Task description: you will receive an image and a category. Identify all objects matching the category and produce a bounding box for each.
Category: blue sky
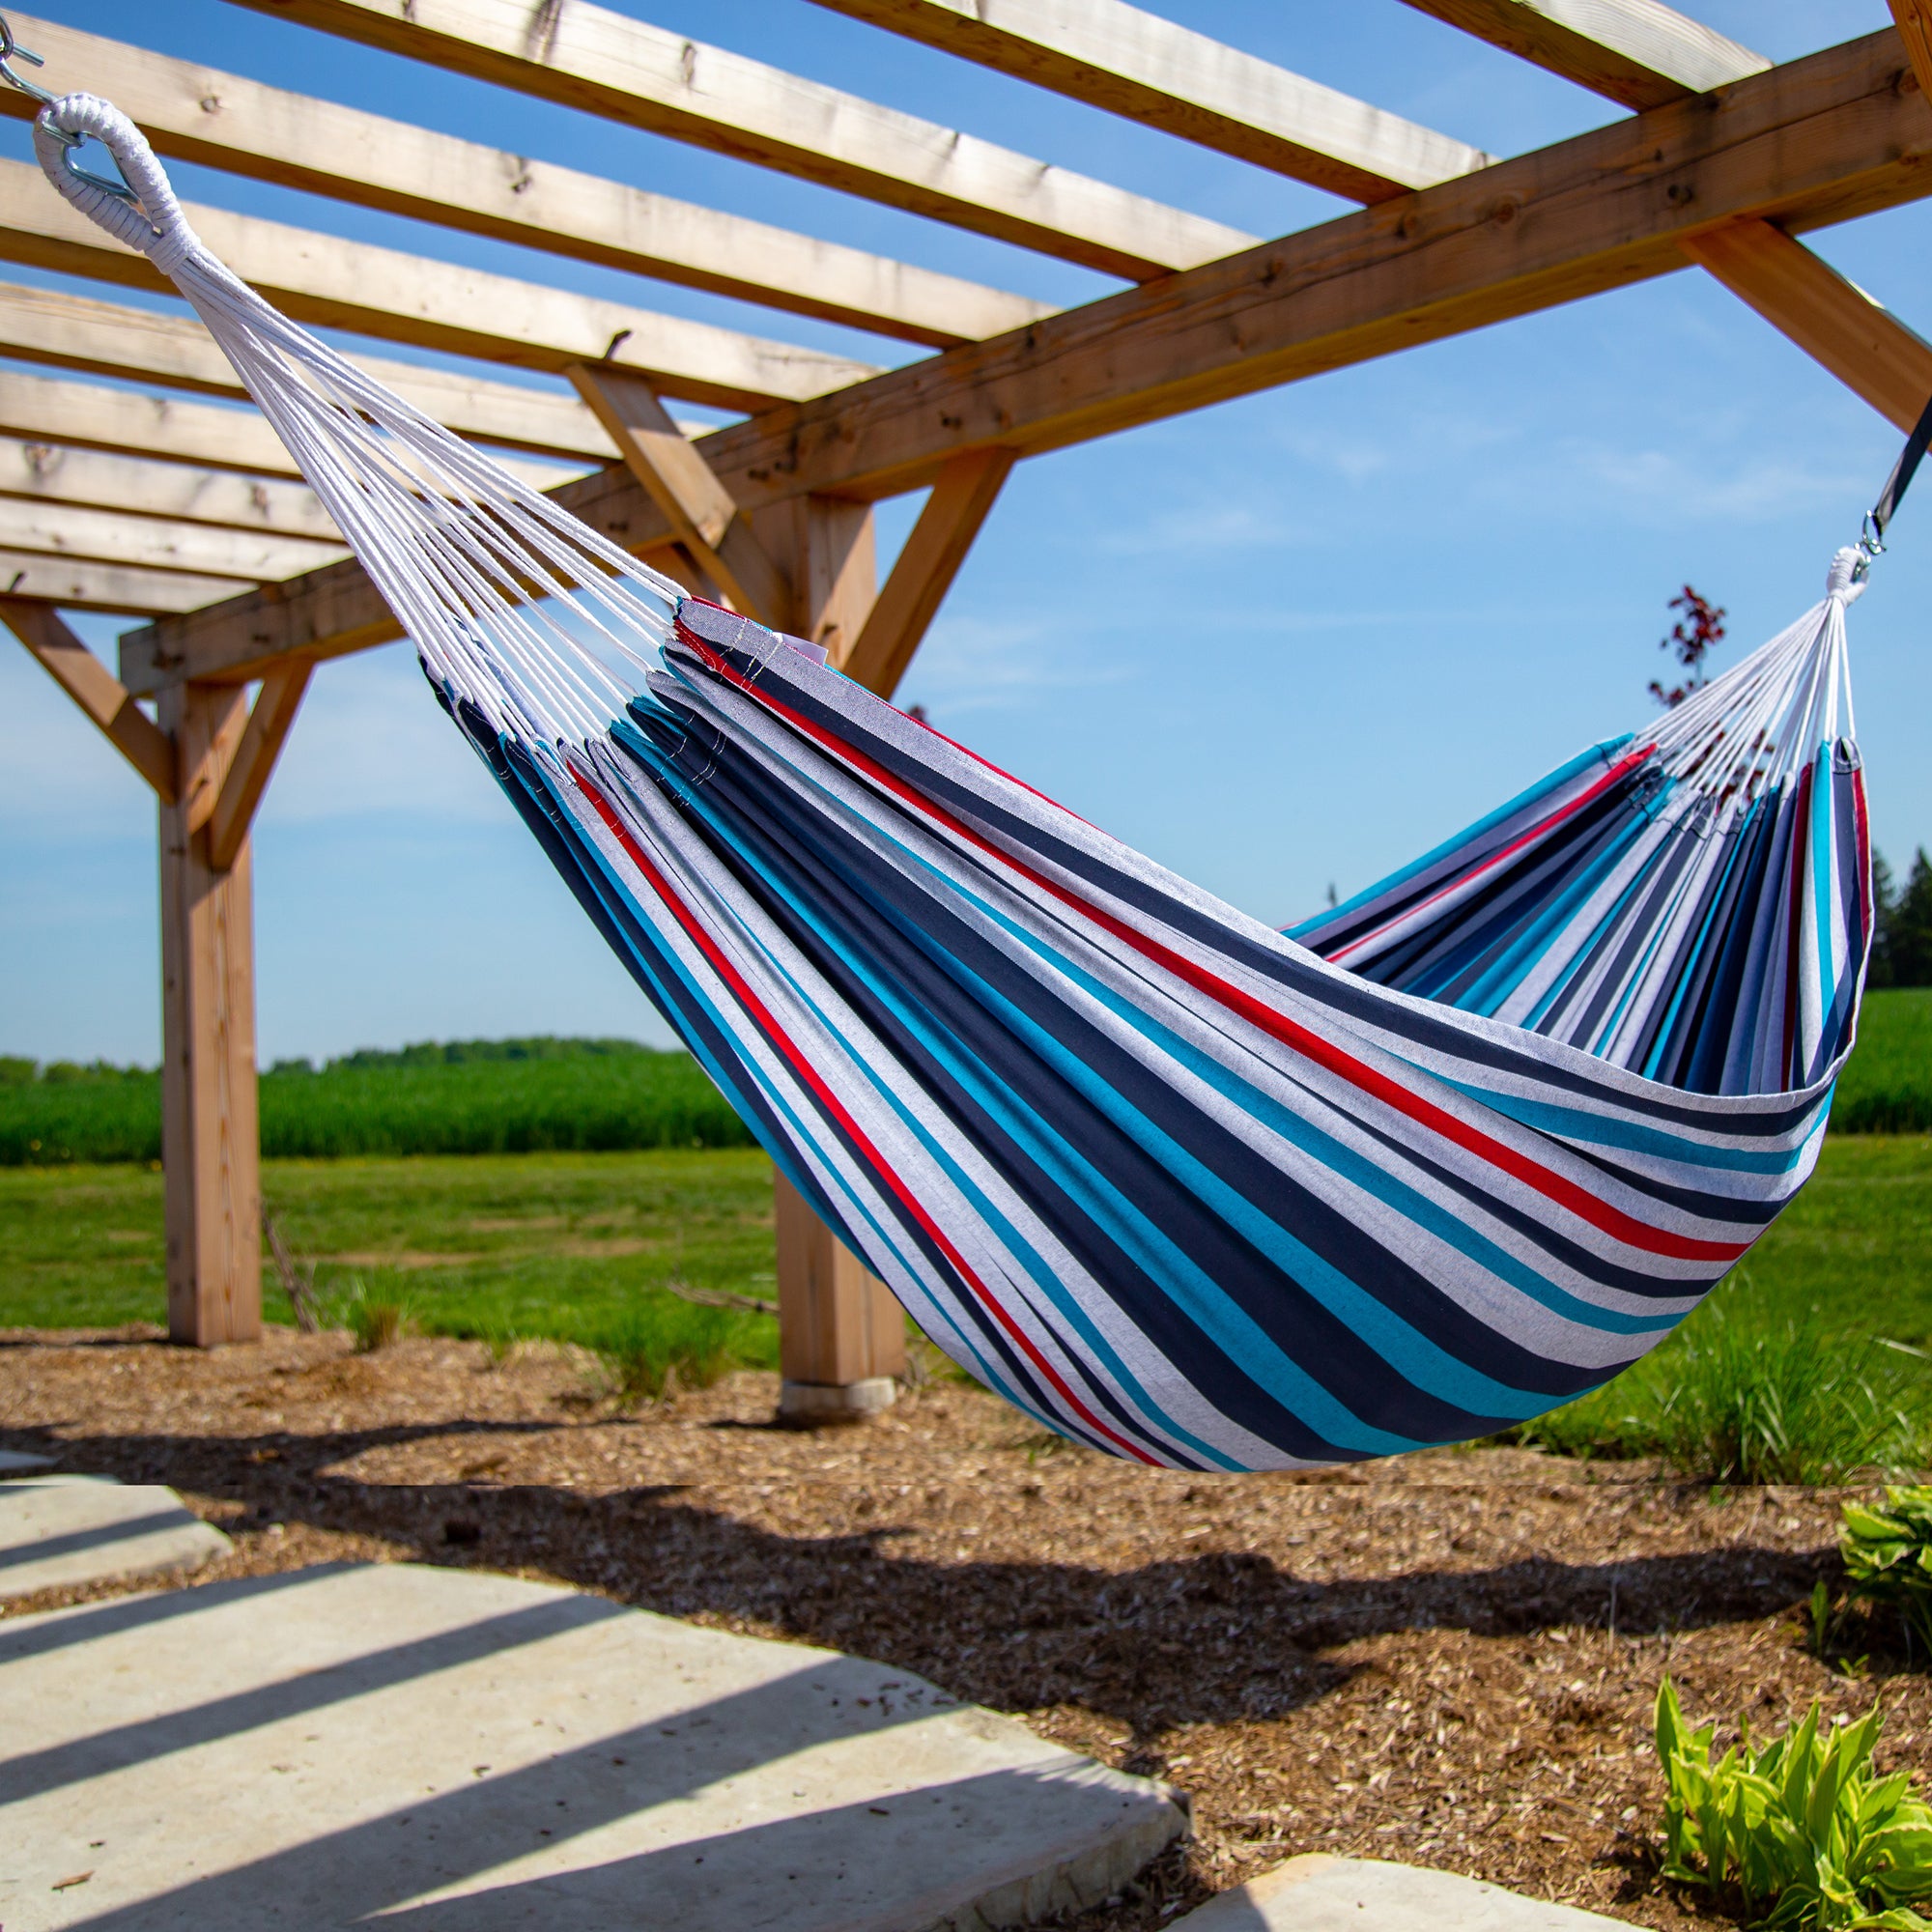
[3,0,1928,1065]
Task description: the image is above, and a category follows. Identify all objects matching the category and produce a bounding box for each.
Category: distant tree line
[1872,849,1932,988]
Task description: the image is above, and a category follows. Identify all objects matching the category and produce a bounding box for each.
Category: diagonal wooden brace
[841,447,1012,696]
[568,361,794,630]
[1893,1,1932,105]
[1682,217,1932,433]
[205,664,312,872]
[1,597,178,801]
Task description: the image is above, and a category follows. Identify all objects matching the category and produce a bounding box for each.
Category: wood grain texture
[0,159,878,413]
[0,12,1046,352]
[223,0,1254,279]
[0,279,615,465]
[127,31,1932,690]
[0,551,238,615]
[1891,0,1932,106]
[0,497,345,582]
[1396,0,1767,110]
[570,363,793,631]
[158,680,262,1348]
[1683,216,1932,432]
[0,437,338,541]
[0,598,176,799]
[207,666,310,872]
[809,0,1493,200]
[843,447,1014,696]
[774,1175,908,1391]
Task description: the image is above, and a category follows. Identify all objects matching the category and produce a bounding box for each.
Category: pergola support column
[158,680,263,1347]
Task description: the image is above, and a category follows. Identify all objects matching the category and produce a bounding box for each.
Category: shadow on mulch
[0,1417,1833,1740]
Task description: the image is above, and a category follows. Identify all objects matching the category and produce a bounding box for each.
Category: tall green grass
[0,1037,752,1165]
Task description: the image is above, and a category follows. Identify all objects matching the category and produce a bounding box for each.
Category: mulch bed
[3,1324,1925,1929]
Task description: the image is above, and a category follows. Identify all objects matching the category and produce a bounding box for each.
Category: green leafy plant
[1654,1675,1932,1927]
[591,1297,738,1406]
[1843,1488,1932,1658]
[340,1282,410,1353]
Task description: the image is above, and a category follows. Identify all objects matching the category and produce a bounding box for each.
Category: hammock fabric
[38,99,1874,1470]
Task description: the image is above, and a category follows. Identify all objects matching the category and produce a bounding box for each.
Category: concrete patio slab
[0,1560,1186,1931]
[1176,1855,1627,1930]
[0,1478,231,1601]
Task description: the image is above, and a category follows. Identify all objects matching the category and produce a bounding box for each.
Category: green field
[0,1148,780,1369]
[1835,987,1932,1133]
[0,1037,752,1166]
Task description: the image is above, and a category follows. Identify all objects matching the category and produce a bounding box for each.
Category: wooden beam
[0,280,614,466]
[0,597,176,799]
[809,0,1494,202]
[1683,217,1932,433]
[569,364,792,631]
[0,552,239,615]
[0,160,881,414]
[126,31,1932,692]
[0,365,580,495]
[0,498,345,582]
[206,665,311,871]
[159,679,262,1347]
[0,436,339,541]
[1892,1,1932,104]
[224,0,1255,280]
[842,448,1013,696]
[0,13,1048,354]
[1396,0,1768,111]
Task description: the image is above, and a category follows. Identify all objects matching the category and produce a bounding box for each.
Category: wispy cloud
[895,612,1139,718]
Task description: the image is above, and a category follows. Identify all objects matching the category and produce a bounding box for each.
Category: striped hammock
[42,98,1875,1469]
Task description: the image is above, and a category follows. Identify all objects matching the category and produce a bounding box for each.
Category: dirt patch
[0,1325,1918,1931]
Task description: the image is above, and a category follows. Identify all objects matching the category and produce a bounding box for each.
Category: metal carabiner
[0,13,141,204]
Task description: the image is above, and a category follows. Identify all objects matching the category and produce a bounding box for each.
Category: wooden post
[157,680,263,1347]
[760,494,909,1420]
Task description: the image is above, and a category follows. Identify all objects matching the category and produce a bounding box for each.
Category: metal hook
[0,12,56,107]
[0,14,140,205]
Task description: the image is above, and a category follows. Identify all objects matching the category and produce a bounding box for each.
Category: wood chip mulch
[4,1324,1927,1930]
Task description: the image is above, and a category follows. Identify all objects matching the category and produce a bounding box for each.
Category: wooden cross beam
[809,0,1495,201]
[0,159,879,414]
[0,280,616,467]
[0,12,1049,353]
[1396,0,1768,110]
[226,0,1255,279]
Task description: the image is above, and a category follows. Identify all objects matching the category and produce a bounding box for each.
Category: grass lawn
[0,1148,780,1369]
[3,1134,1929,1350]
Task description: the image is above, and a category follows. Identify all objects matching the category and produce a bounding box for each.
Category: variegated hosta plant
[1842,1489,1932,1657]
[1654,1677,1932,1929]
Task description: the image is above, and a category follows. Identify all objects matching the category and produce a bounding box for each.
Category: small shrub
[1843,1488,1932,1657]
[591,1297,738,1406]
[1654,1675,1932,1928]
[1513,1295,1926,1484]
[344,1288,409,1353]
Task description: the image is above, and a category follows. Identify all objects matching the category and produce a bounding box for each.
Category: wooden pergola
[12,0,1932,1413]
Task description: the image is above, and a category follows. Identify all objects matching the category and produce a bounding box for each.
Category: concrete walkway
[0,1559,1185,1931]
[1175,1855,1629,1929]
[0,1477,231,1601]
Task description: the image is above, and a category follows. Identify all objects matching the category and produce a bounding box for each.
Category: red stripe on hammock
[566,759,1162,1464]
[680,638,1750,1268]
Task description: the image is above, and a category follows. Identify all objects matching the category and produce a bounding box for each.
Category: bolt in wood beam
[0,597,176,800]
[842,448,1014,696]
[568,363,793,632]
[1682,216,1932,432]
[206,665,312,873]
